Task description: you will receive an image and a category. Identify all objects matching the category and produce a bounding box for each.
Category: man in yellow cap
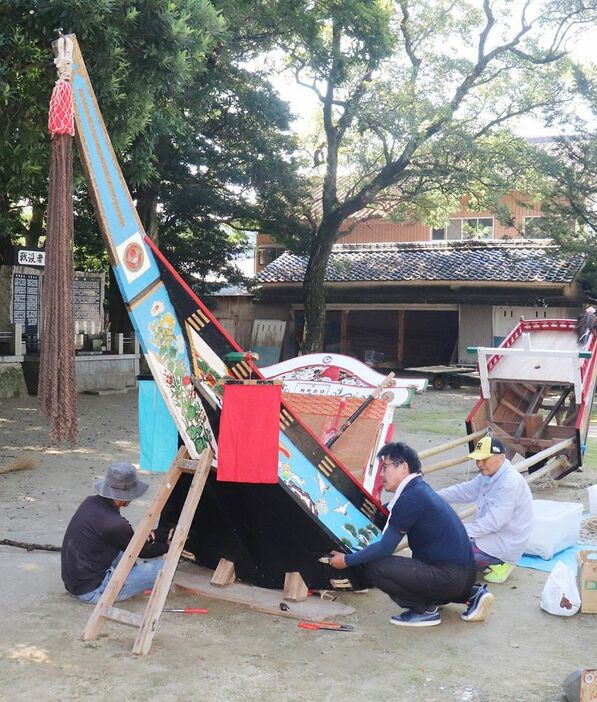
[437,435,533,583]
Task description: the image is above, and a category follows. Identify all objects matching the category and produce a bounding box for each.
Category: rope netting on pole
[39,34,78,444]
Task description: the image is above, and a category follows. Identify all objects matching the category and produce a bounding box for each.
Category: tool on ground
[162,608,208,614]
[325,373,395,448]
[298,620,354,631]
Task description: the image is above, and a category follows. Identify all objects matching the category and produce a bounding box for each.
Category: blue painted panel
[72,66,160,301]
[278,433,381,552]
[138,379,178,472]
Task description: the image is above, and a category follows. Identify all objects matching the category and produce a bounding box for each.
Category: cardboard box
[578,550,597,614]
[580,669,597,702]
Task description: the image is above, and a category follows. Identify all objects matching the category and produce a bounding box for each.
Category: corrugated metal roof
[256,239,584,285]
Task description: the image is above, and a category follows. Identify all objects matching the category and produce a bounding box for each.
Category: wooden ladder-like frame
[81,446,213,655]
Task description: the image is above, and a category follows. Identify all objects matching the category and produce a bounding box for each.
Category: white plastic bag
[540,561,581,616]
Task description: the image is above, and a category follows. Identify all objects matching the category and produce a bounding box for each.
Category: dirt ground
[1,387,596,702]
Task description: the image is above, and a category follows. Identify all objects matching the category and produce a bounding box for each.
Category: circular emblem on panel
[123,242,144,272]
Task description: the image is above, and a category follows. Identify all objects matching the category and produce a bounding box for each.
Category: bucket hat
[94,462,149,500]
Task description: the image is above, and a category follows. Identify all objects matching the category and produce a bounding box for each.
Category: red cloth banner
[217,384,281,483]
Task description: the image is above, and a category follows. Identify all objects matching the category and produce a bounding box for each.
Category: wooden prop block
[175,564,355,621]
[283,572,309,602]
[210,558,236,587]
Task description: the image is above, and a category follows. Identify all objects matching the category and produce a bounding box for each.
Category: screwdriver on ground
[162,608,208,614]
[298,620,353,631]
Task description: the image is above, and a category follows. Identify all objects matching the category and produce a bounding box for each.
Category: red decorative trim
[485,319,577,372]
[144,235,245,355]
[144,235,387,515]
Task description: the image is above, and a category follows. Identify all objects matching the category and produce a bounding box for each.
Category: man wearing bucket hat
[61,462,169,604]
[437,435,533,584]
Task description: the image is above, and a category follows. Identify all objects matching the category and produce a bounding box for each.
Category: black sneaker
[461,584,494,622]
[390,607,441,627]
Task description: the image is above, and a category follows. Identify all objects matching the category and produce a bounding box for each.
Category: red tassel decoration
[39,35,78,444]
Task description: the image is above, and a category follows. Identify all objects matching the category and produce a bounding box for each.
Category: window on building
[523,216,548,238]
[430,217,494,240]
[257,246,285,267]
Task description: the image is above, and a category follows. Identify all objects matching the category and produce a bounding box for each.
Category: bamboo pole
[418,428,488,460]
[422,453,470,474]
[395,437,574,551]
[456,453,571,522]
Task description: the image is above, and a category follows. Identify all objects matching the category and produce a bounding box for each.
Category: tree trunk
[25,202,45,249]
[136,183,160,244]
[301,227,337,353]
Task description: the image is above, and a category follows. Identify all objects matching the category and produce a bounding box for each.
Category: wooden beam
[132,449,212,656]
[397,310,405,368]
[532,387,572,439]
[102,607,143,629]
[340,310,348,355]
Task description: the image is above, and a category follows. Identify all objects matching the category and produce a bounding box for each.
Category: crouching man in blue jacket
[329,442,493,627]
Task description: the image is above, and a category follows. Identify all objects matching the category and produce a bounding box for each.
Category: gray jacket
[437,459,533,563]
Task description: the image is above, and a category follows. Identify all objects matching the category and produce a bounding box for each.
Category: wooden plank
[524,414,544,438]
[174,564,355,621]
[499,398,525,417]
[102,607,143,629]
[81,447,187,642]
[132,449,213,656]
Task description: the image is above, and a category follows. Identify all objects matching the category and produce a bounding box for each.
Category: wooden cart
[405,364,478,390]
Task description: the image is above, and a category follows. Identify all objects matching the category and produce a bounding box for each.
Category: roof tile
[256,239,584,285]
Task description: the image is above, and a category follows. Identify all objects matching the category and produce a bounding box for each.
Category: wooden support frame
[81,446,213,655]
[532,387,572,440]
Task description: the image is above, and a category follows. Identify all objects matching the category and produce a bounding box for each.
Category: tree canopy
[261,0,597,351]
[0,0,306,298]
[2,0,596,345]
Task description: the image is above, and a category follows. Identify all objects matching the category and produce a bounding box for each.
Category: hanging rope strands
[39,33,78,444]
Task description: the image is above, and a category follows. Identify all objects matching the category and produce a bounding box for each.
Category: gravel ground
[0,388,596,702]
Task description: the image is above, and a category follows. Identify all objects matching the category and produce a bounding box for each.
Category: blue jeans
[77,552,164,604]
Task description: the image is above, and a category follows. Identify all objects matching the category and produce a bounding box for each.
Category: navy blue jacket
[346,476,473,568]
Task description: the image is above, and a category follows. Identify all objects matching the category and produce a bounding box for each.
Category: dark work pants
[364,556,477,613]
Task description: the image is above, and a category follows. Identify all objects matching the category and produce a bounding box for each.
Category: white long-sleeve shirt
[437,459,533,563]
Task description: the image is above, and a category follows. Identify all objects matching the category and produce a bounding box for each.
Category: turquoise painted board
[138,379,178,473]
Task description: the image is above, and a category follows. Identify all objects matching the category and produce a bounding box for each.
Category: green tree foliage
[520,64,597,297]
[263,0,597,352]
[0,0,305,299]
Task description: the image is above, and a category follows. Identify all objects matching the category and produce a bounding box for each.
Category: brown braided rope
[39,133,78,444]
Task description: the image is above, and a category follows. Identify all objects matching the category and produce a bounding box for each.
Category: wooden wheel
[432,375,446,390]
[448,375,463,389]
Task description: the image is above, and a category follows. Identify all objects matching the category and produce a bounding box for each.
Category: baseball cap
[468,436,505,460]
